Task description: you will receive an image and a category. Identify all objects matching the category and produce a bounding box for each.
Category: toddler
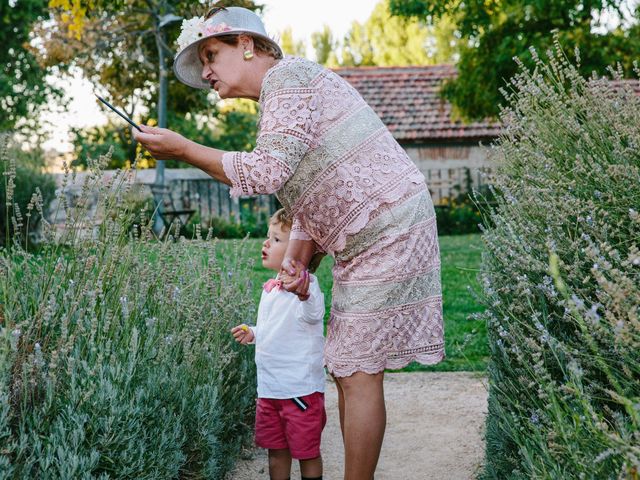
[232,209,325,480]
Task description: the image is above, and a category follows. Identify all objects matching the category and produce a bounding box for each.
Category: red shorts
[254,392,326,459]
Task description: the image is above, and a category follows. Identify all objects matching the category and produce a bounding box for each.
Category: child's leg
[335,371,386,480]
[299,455,323,479]
[268,448,292,480]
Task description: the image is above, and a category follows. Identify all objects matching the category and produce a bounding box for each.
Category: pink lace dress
[222,57,444,377]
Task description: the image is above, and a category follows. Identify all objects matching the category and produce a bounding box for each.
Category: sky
[41,0,378,153]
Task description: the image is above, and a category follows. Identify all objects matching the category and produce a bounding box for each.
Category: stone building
[336,64,502,204]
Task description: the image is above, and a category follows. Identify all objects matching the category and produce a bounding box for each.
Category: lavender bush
[0,141,256,479]
[478,44,640,479]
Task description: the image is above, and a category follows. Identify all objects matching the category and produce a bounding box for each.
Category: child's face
[262,222,290,272]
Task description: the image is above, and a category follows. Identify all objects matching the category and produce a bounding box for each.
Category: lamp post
[152,12,182,234]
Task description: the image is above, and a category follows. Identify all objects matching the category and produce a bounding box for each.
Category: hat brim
[173,31,283,90]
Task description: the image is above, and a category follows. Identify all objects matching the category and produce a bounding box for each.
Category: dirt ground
[227,371,488,480]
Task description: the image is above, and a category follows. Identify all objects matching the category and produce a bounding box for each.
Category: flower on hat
[204,22,233,36]
[176,17,235,54]
[176,16,205,52]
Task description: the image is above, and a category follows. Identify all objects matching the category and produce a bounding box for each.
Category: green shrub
[0,135,56,247]
[194,215,246,240]
[0,149,257,478]
[435,201,482,235]
[182,212,268,240]
[238,200,269,239]
[478,45,640,479]
[435,169,494,235]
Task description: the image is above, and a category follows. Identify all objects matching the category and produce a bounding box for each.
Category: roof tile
[335,65,640,142]
[334,65,501,141]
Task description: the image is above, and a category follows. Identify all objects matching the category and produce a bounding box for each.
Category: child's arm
[297,277,325,324]
[231,324,256,345]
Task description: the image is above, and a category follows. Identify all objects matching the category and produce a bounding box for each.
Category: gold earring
[243,50,254,60]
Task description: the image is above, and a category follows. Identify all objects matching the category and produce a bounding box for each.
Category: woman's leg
[333,375,346,440]
[268,448,292,480]
[335,371,386,480]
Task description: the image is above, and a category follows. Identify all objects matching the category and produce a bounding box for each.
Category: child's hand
[280,260,312,301]
[231,324,254,345]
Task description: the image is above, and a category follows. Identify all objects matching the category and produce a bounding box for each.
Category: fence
[49,166,493,232]
[168,177,279,223]
[426,166,493,205]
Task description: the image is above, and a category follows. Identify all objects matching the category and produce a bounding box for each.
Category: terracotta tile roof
[334,64,502,142]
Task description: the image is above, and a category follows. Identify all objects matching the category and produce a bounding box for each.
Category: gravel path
[227,371,488,480]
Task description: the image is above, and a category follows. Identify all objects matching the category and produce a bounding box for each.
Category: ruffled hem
[326,169,426,255]
[325,348,445,378]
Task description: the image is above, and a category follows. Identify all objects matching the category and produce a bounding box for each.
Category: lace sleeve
[291,216,312,241]
[221,89,318,197]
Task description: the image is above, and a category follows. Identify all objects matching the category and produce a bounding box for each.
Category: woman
[134,7,444,479]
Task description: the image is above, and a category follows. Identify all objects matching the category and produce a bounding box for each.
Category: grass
[225,233,487,373]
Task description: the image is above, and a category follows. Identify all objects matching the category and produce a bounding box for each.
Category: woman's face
[198,37,250,99]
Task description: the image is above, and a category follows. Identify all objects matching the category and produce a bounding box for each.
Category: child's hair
[270,208,293,231]
[269,209,325,274]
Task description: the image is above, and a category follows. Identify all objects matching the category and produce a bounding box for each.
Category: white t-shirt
[248,274,325,399]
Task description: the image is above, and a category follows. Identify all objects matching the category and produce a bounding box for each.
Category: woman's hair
[269,209,325,274]
[214,34,283,60]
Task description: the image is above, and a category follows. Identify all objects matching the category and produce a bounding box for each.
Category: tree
[311,25,340,66]
[0,0,62,132]
[358,0,452,66]
[312,0,459,68]
[340,22,374,66]
[42,2,236,117]
[390,0,640,120]
[38,0,259,169]
[280,27,306,57]
[40,1,259,130]
[45,0,260,232]
[71,121,137,169]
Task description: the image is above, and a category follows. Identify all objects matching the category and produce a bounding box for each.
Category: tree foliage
[312,0,459,68]
[40,1,251,115]
[311,26,339,66]
[280,27,306,57]
[0,0,62,132]
[70,120,139,169]
[70,101,257,170]
[390,0,640,119]
[38,0,260,167]
[345,0,458,67]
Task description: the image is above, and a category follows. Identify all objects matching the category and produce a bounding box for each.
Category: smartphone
[95,94,142,132]
[291,397,308,412]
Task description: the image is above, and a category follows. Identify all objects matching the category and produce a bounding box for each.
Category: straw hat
[173,7,282,89]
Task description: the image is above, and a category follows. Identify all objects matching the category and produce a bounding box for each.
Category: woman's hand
[231,324,254,345]
[132,125,190,160]
[280,258,311,301]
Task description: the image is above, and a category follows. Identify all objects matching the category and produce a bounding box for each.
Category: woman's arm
[282,237,315,271]
[133,125,231,185]
[135,80,317,196]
